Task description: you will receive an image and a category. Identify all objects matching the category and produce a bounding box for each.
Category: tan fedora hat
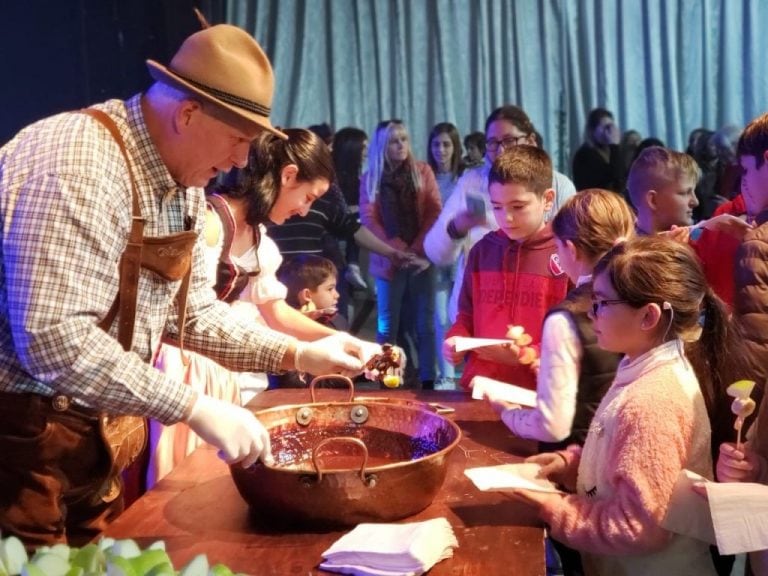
[146,24,286,139]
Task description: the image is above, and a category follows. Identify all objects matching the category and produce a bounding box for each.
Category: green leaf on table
[71,543,105,573]
[178,554,208,576]
[20,564,45,576]
[106,540,141,561]
[0,536,29,575]
[30,552,71,576]
[106,556,137,576]
[209,564,235,576]
[128,549,173,575]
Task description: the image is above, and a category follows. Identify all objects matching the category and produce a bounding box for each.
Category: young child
[278,254,345,330]
[270,254,344,389]
[627,146,748,306]
[443,146,569,391]
[490,189,634,451]
[628,146,701,235]
[509,235,743,575]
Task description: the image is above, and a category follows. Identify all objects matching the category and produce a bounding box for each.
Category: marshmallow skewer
[505,324,536,365]
[726,380,757,452]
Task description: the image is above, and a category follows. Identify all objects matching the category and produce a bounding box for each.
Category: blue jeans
[434,266,455,379]
[375,266,436,382]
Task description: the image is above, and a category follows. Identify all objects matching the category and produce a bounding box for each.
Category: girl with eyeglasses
[486,188,634,575]
[507,234,746,576]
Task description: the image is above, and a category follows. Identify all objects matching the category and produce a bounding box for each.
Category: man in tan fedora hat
[0,23,369,546]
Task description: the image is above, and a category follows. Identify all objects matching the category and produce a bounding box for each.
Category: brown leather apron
[82,108,197,500]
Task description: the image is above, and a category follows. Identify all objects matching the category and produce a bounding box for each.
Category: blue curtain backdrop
[225,0,767,174]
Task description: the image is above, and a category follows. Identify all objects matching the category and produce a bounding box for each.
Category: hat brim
[146,59,287,140]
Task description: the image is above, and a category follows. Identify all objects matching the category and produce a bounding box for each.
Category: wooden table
[101,389,545,575]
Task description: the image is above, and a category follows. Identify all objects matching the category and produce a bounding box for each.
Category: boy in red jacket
[443,146,569,391]
[628,146,749,307]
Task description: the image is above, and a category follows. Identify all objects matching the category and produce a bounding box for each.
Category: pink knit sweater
[540,340,716,575]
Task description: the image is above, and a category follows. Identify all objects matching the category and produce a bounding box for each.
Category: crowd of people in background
[263,107,766,575]
[265,106,747,392]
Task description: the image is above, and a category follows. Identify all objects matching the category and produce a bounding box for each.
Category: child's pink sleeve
[538,387,694,555]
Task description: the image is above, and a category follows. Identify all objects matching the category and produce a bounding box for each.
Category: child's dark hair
[488,145,552,196]
[737,112,768,169]
[427,122,464,180]
[463,131,486,155]
[594,235,748,433]
[332,127,368,206]
[277,255,338,308]
[209,128,334,227]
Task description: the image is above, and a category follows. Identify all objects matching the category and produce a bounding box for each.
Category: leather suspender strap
[82,108,146,351]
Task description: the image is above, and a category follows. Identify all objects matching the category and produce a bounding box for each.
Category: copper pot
[230,377,462,528]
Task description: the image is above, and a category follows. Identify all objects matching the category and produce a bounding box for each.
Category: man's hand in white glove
[349,337,408,381]
[186,394,273,468]
[294,332,365,377]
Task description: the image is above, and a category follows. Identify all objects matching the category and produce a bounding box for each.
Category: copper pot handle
[309,375,355,403]
[312,437,371,485]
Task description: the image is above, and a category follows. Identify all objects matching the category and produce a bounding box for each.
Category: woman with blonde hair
[360,119,442,387]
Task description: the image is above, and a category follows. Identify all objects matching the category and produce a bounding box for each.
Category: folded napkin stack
[319,517,458,576]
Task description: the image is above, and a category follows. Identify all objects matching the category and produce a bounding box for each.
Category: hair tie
[612,236,628,247]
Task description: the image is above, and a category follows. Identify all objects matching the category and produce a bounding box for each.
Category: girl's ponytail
[687,288,751,455]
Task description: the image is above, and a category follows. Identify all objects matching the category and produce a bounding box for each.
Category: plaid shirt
[0,95,291,424]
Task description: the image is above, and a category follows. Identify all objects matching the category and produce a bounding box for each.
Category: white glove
[294,332,365,377]
[186,394,273,468]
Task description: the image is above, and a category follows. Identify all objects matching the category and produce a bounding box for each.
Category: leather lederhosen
[82,108,197,499]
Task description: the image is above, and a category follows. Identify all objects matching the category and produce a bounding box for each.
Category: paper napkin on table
[319,517,458,576]
[464,462,562,493]
[470,375,537,407]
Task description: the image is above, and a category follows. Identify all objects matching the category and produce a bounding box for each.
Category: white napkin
[660,469,717,545]
[453,336,512,352]
[464,462,562,493]
[320,518,458,576]
[470,375,537,407]
[706,481,768,554]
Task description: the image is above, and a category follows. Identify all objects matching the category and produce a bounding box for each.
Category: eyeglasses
[485,134,530,152]
[590,299,629,316]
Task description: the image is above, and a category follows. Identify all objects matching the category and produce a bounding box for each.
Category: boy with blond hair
[628,146,745,306]
[628,146,702,234]
[443,146,569,391]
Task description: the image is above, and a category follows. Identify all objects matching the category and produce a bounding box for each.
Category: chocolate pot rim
[251,400,462,474]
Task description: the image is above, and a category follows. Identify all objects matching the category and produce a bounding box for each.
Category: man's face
[740,153,768,218]
[174,101,259,187]
[652,177,699,230]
